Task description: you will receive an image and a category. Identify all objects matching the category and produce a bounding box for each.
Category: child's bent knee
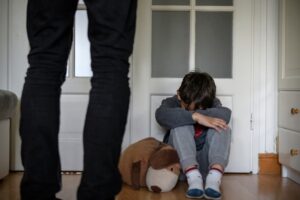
[170,125,194,136]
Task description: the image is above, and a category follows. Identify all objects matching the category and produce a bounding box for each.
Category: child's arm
[192,112,228,132]
[155,96,231,131]
[191,98,231,132]
[194,98,232,124]
[155,96,195,129]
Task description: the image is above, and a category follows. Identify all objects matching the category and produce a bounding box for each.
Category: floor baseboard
[259,153,281,175]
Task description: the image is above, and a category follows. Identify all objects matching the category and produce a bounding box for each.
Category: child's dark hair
[178,71,216,109]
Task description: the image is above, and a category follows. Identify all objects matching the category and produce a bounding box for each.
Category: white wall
[8,0,28,170]
[8,0,29,95]
[0,0,9,90]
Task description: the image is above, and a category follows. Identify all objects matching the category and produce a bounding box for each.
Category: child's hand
[192,112,228,132]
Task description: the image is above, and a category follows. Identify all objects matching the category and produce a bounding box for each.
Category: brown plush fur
[149,149,180,170]
[118,137,179,189]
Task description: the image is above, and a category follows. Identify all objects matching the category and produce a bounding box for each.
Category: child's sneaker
[204,188,221,200]
[185,167,204,199]
[186,188,204,199]
[204,169,222,200]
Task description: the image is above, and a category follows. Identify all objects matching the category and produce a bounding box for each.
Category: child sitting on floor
[155,71,231,199]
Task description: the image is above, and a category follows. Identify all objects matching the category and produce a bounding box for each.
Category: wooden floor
[1,172,300,200]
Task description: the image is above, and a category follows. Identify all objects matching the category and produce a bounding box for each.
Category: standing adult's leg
[77,0,137,199]
[20,0,78,199]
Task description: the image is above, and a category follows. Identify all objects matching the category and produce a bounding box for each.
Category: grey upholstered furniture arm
[0,90,18,120]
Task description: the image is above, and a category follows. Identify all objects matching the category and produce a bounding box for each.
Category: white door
[131,0,253,172]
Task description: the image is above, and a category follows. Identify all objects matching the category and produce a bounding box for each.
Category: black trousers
[20,0,137,199]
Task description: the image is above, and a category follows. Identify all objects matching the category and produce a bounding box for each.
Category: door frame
[251,0,279,174]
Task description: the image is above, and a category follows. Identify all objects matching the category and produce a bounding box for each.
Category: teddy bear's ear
[149,149,180,170]
[131,161,141,190]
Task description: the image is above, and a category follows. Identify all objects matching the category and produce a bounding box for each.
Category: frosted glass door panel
[195,12,232,78]
[152,0,190,5]
[75,11,92,77]
[152,11,190,78]
[196,0,233,6]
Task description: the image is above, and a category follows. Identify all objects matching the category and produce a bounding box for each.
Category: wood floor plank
[0,173,300,200]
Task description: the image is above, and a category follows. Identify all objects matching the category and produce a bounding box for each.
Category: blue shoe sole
[204,188,221,200]
[186,189,204,199]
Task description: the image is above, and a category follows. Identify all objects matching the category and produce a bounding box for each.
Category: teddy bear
[118,137,180,193]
